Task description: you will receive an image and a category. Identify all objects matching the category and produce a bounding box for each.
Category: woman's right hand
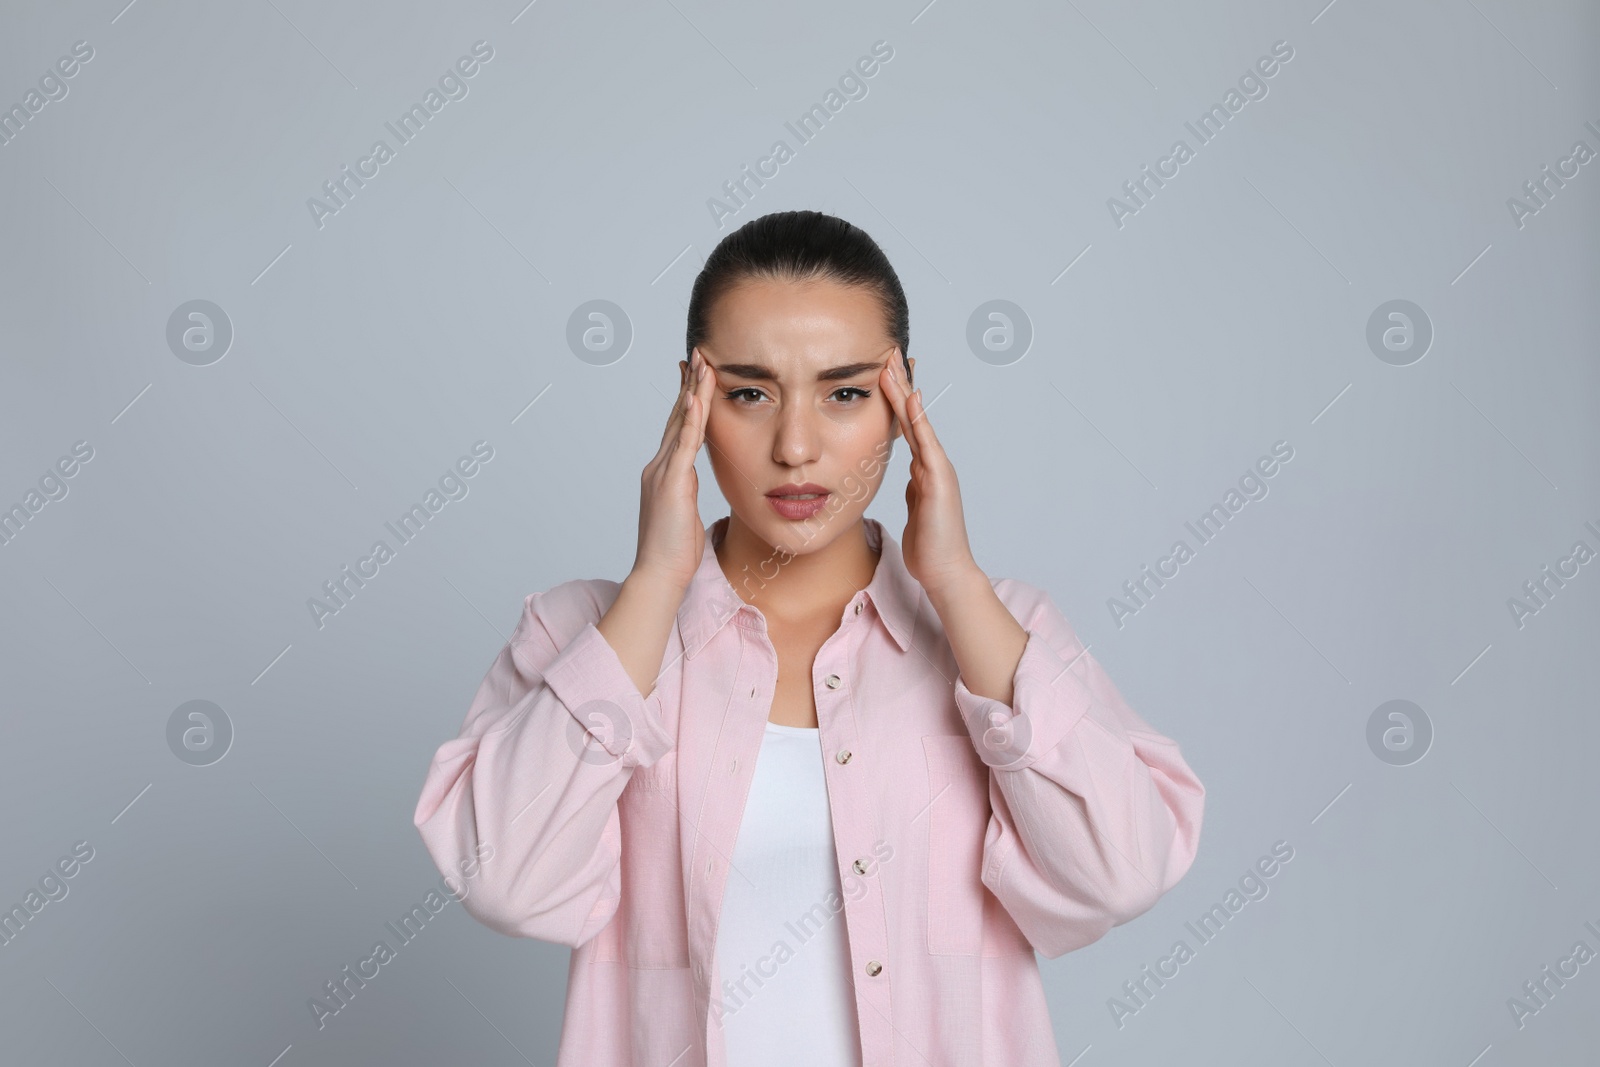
[630,346,718,593]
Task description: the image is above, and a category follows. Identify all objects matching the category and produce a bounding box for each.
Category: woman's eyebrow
[716,360,884,383]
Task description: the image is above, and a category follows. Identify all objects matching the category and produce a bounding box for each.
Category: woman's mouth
[766,486,831,521]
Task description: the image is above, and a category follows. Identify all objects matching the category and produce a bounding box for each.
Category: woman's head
[682,210,914,558]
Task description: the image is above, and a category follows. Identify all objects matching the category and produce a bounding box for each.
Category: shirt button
[854,602,862,615]
[853,858,868,875]
[836,749,852,764]
[706,858,713,876]
[731,757,738,774]
[824,674,841,689]
[865,960,883,976]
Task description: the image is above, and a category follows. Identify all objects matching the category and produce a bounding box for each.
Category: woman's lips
[766,491,830,521]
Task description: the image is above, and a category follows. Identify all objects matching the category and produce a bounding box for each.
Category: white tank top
[713,722,862,1066]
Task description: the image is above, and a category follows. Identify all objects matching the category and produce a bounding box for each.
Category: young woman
[414,210,1205,1067]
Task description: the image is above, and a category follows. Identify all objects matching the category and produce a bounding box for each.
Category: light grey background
[2,0,1596,1064]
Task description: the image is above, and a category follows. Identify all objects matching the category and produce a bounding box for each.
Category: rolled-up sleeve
[413,582,675,947]
[951,581,1205,960]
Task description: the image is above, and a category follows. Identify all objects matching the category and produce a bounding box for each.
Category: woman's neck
[715,512,881,624]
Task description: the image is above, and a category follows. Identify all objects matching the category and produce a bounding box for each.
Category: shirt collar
[676,515,921,659]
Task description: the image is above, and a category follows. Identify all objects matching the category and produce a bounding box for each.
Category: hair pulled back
[685,210,911,382]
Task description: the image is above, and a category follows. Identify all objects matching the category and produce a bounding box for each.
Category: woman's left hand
[879,350,980,596]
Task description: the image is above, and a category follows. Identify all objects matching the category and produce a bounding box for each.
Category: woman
[413,210,1205,1066]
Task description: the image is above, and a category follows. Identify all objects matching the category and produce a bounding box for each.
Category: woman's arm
[933,575,1206,960]
[415,343,710,946]
[927,567,1028,705]
[411,578,678,946]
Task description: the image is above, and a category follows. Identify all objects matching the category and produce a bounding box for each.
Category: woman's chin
[742,502,858,558]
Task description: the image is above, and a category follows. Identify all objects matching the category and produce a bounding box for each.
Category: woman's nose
[773,404,821,466]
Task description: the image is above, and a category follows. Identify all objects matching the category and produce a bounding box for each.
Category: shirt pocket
[922,734,1034,957]
[612,751,691,969]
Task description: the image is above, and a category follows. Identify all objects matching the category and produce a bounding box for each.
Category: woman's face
[683,275,915,557]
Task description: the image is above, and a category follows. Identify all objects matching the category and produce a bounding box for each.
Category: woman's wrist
[622,566,692,608]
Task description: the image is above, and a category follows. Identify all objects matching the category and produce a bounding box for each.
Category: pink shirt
[413,515,1205,1066]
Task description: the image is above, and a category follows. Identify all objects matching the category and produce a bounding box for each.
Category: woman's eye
[723,387,871,406]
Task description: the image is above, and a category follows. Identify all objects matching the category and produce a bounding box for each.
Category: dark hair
[685,210,911,383]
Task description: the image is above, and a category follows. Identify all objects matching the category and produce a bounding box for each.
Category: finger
[688,349,716,447]
[669,348,715,473]
[672,391,702,471]
[881,351,920,464]
[696,348,717,431]
[907,386,946,463]
[889,352,945,464]
[657,348,700,454]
